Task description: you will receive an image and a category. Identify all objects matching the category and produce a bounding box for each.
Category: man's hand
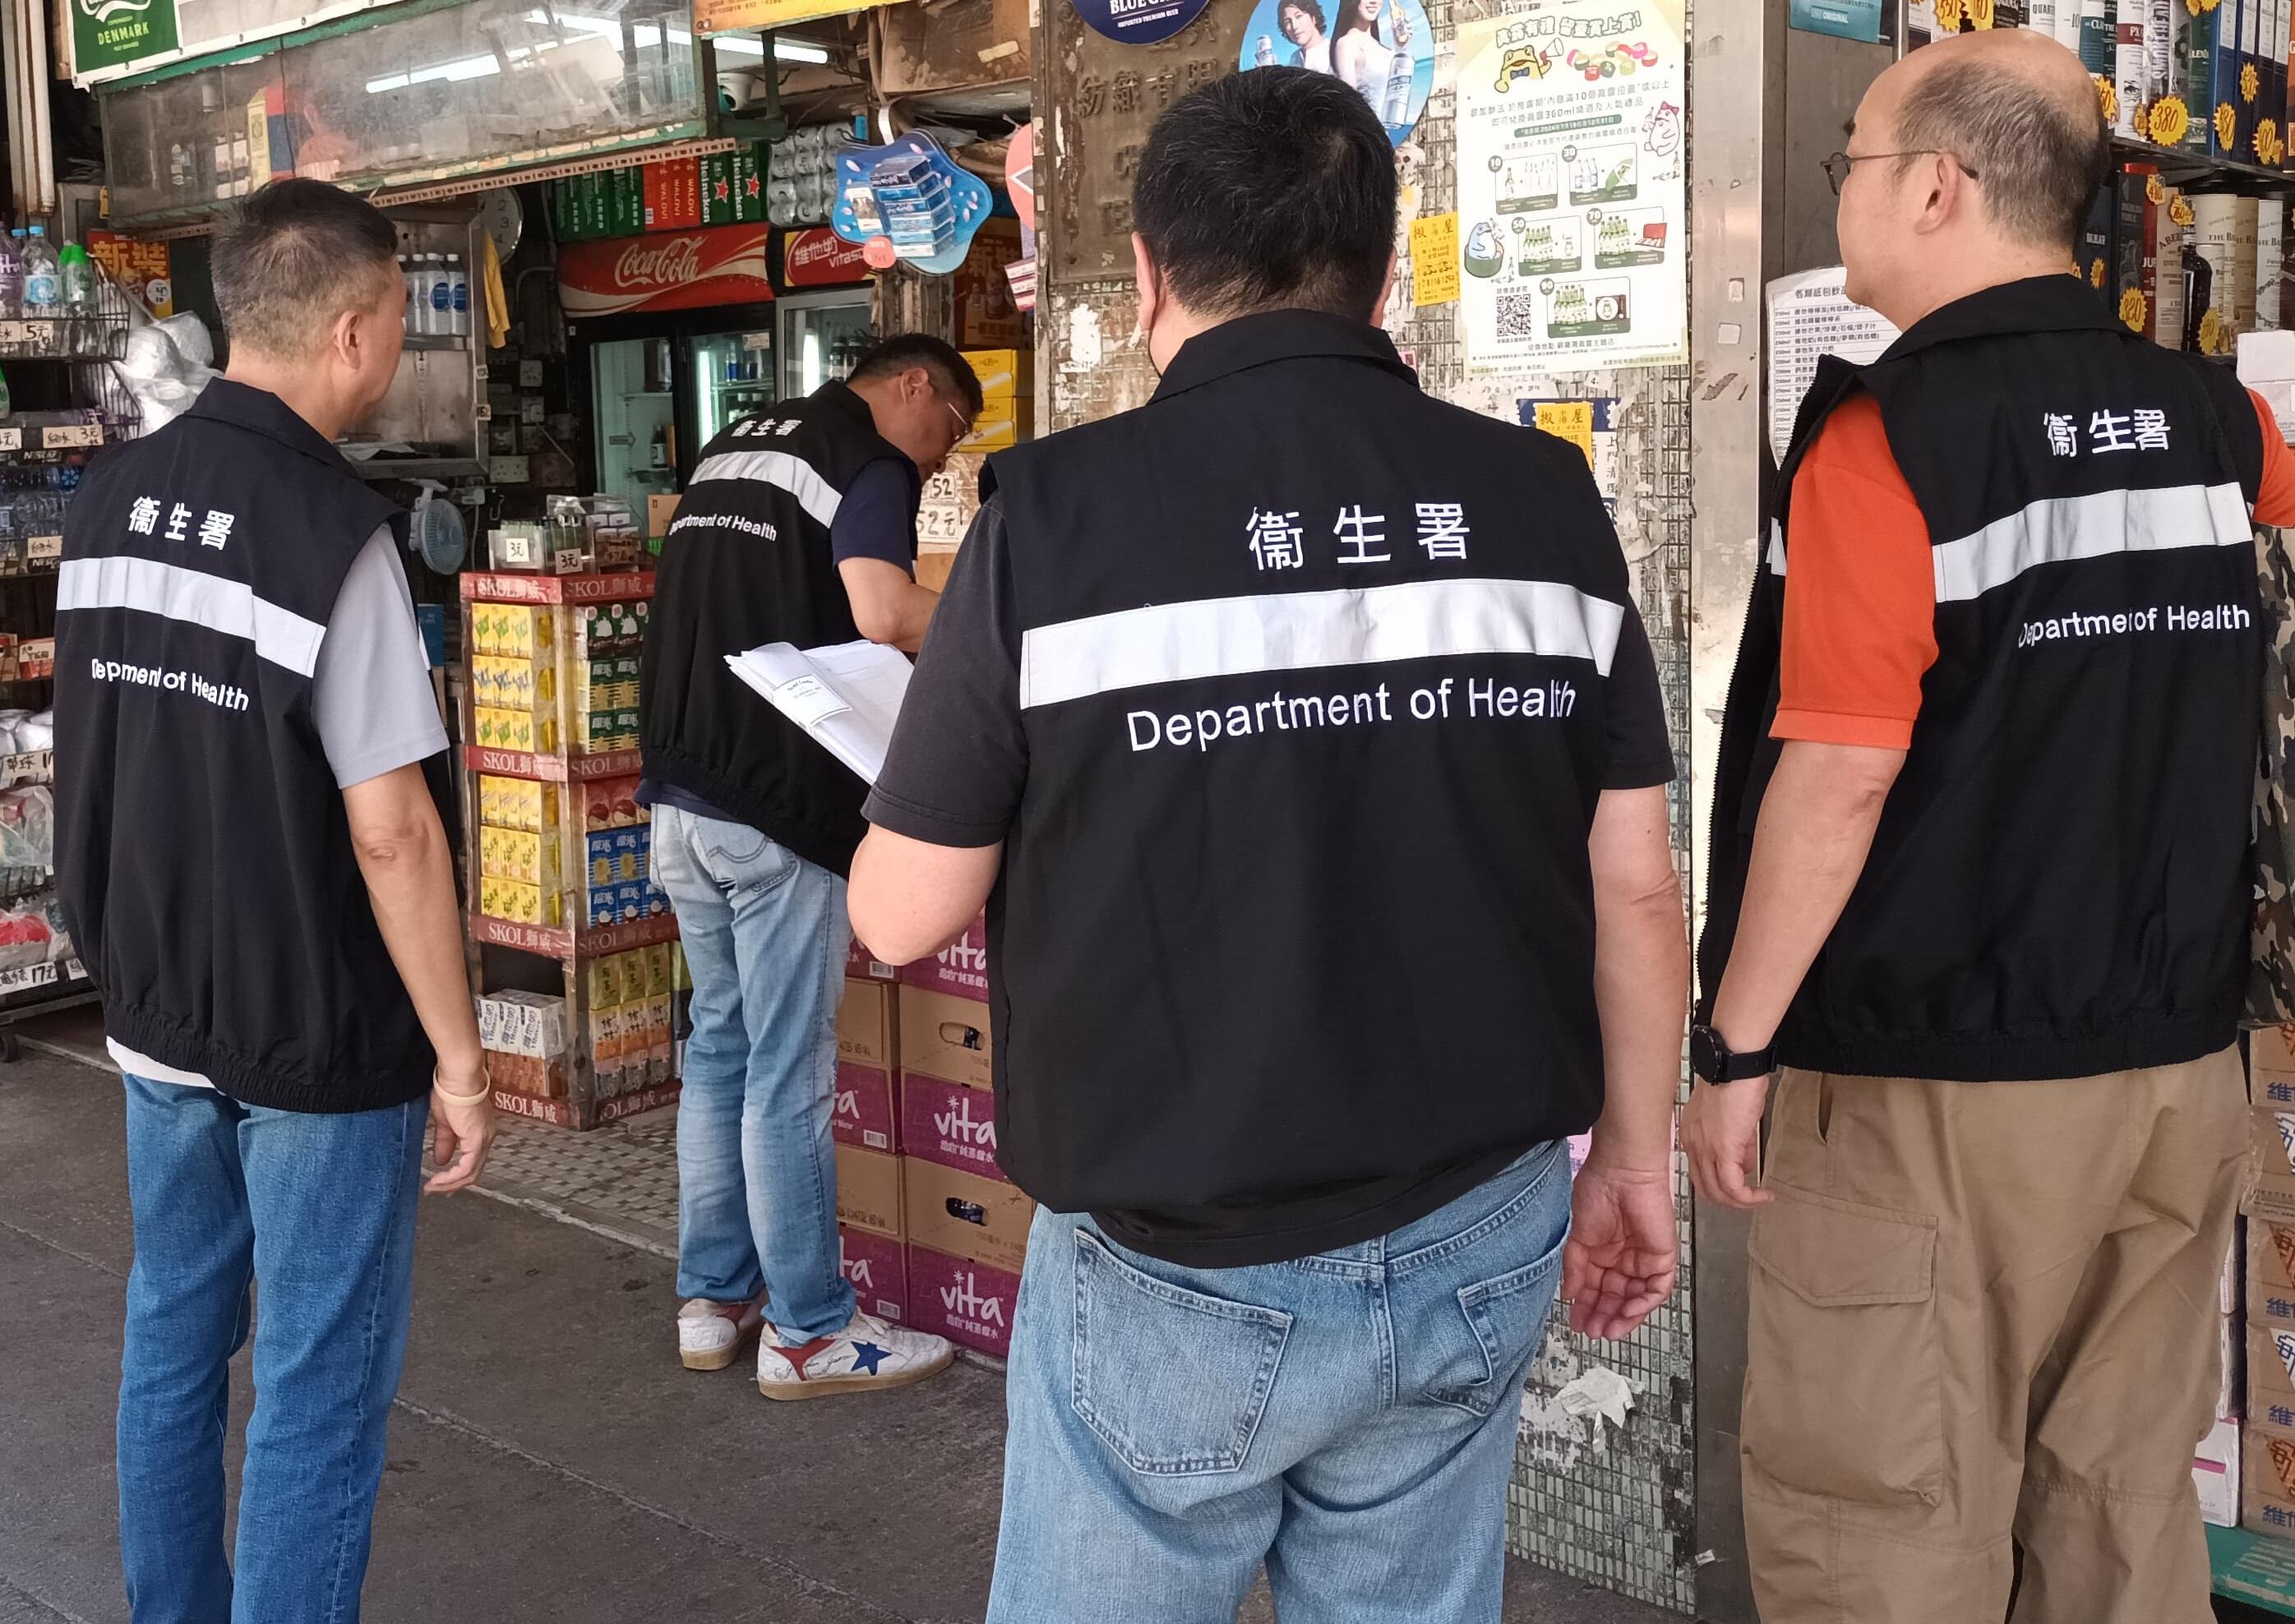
[1562,1157,1679,1340]
[426,1068,496,1194]
[1681,1076,1773,1210]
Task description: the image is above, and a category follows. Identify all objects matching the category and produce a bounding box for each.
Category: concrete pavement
[0,1046,1681,1624]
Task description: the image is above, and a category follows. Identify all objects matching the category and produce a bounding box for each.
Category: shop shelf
[467,908,677,962]
[490,1074,681,1130]
[2115,136,2295,195]
[2213,1523,2295,1613]
[461,743,644,782]
[460,568,656,605]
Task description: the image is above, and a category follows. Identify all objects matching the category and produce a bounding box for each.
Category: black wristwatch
[1689,1023,1776,1086]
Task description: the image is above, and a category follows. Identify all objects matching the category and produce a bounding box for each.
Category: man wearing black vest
[848,71,1688,1619]
[1688,30,2295,1624]
[640,336,978,1391]
[53,181,493,1622]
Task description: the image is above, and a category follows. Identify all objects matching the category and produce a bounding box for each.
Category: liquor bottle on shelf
[0,231,25,324]
[21,228,59,329]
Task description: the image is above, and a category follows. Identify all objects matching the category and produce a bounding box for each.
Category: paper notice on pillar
[1763,265,1901,465]
[1453,0,1687,372]
[727,640,912,784]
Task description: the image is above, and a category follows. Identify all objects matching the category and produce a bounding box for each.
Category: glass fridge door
[778,291,876,399]
[689,326,778,449]
[591,337,678,515]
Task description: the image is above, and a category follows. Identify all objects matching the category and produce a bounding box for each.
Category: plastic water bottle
[425,254,451,336]
[1255,34,1275,66]
[21,227,59,325]
[446,253,469,337]
[400,256,416,335]
[59,243,95,357]
[0,232,25,323]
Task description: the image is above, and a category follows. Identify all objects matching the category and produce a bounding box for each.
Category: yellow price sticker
[1533,400,1597,467]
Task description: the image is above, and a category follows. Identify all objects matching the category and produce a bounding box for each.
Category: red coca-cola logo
[558,223,774,317]
[614,236,704,288]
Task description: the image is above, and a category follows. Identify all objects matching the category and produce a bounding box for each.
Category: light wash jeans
[116,1074,427,1624]
[651,803,854,1343]
[987,1142,1571,1624]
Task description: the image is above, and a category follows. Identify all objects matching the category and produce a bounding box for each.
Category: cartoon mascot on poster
[1642,99,1683,182]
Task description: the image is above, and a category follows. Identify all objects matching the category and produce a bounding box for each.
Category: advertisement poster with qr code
[1454,0,1686,371]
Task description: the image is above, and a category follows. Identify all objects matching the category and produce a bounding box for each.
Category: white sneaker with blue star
[755,1309,954,1400]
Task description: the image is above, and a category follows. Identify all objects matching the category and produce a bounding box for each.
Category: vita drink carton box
[840,1225,908,1322]
[896,914,989,1000]
[835,1145,904,1239]
[905,1244,1022,1360]
[898,987,992,1091]
[838,976,898,1069]
[902,1156,1033,1274]
[832,1062,898,1154]
[900,1072,1006,1182]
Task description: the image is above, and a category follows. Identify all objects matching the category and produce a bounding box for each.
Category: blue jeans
[116,1075,427,1624]
[988,1142,1571,1624]
[652,804,853,1342]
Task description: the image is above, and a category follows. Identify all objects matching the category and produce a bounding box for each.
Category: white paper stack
[727,639,913,785]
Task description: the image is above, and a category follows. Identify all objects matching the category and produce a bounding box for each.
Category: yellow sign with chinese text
[1411,213,1460,307]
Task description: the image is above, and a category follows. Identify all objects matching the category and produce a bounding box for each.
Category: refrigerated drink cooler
[580,284,875,518]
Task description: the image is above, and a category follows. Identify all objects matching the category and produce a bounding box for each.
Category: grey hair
[1893,57,2110,251]
[211,178,400,358]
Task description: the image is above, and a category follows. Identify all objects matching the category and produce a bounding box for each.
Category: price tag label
[2,748,51,783]
[39,423,101,449]
[21,321,57,352]
[26,535,62,565]
[0,322,26,348]
[0,428,25,452]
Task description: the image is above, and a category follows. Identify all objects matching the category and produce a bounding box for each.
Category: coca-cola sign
[782,227,873,289]
[558,223,774,317]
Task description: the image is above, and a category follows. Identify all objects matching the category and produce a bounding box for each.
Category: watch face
[1690,1025,1726,1082]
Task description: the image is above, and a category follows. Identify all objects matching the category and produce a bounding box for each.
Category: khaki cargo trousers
[1740,1047,2246,1624]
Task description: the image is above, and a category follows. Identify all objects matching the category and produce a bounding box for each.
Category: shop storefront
[17,0,2295,1608]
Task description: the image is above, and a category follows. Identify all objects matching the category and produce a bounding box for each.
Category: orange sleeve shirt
[1773,389,2295,750]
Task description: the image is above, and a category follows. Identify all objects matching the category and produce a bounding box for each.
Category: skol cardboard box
[2201,1414,2243,1528]
[897,915,989,1001]
[898,987,991,1091]
[905,1244,1022,1359]
[840,1225,908,1322]
[900,1072,1005,1181]
[833,1063,898,1154]
[835,1145,904,1239]
[838,977,898,1069]
[902,1156,1032,1274]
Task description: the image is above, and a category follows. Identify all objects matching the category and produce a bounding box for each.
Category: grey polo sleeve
[312,526,449,790]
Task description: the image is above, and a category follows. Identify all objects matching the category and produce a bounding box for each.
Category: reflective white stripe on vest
[688,449,843,530]
[56,556,327,677]
[1767,519,1787,577]
[1930,482,2251,604]
[1018,577,1627,711]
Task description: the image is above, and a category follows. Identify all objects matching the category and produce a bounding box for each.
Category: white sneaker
[755,1310,954,1400]
[677,1294,767,1371]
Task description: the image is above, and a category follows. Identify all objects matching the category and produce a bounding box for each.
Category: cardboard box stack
[478,990,570,1100]
[835,972,908,1318]
[2245,1027,2295,1532]
[898,917,1031,1359]
[583,944,678,1099]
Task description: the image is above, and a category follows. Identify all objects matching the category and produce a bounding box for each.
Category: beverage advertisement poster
[1455,0,1688,370]
[1237,0,1436,144]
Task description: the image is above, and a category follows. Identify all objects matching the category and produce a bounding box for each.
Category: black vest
[981,311,1641,1223]
[640,381,912,875]
[1701,276,2267,1081]
[53,379,435,1113]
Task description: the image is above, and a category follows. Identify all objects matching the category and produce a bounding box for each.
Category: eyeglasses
[1822,149,1982,196]
[942,397,976,444]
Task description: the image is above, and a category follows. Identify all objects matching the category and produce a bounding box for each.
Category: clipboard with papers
[726,639,913,785]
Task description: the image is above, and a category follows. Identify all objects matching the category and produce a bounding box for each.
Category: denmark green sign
[72,0,179,75]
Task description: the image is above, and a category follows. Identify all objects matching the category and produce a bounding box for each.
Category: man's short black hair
[211,178,400,358]
[1134,67,1396,321]
[848,333,985,416]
